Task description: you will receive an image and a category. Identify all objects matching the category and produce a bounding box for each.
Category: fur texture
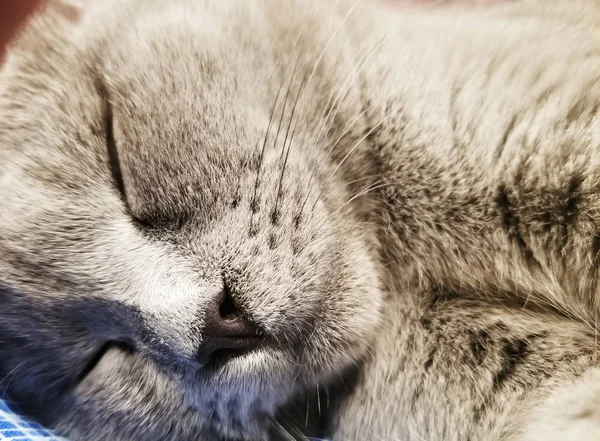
[2,0,600,440]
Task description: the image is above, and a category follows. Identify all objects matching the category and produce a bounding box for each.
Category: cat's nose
[195,284,263,365]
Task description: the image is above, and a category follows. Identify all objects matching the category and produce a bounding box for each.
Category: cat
[2,0,600,440]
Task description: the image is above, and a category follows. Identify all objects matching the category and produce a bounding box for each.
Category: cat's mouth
[194,333,267,367]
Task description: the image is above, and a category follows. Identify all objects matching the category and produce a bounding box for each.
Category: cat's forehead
[92,0,260,92]
[74,2,274,223]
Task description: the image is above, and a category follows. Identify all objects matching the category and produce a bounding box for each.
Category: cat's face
[0,1,381,439]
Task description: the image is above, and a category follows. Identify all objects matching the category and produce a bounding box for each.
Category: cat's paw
[514,368,600,441]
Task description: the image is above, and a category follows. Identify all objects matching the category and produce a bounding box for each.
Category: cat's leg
[331,282,600,441]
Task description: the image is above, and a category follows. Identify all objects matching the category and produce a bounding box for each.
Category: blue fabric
[0,399,65,441]
[0,398,335,440]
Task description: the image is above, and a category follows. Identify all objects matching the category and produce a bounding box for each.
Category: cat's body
[2,0,600,440]
[336,3,600,440]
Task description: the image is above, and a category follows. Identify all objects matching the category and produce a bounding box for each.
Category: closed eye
[97,79,128,202]
[97,78,154,229]
[77,341,135,385]
[95,79,186,231]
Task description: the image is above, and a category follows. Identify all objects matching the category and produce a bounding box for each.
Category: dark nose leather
[195,285,263,365]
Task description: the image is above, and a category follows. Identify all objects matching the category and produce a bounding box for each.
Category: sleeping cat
[2,0,600,440]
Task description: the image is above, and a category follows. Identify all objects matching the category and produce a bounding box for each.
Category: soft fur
[2,0,600,440]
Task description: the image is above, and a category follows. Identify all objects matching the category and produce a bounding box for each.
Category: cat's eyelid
[96,78,128,207]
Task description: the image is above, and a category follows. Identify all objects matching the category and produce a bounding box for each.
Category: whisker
[306,30,374,151]
[305,397,310,427]
[289,0,374,220]
[250,83,284,232]
[254,84,283,193]
[249,5,316,229]
[311,29,396,160]
[272,49,305,156]
[316,382,322,419]
[332,181,393,215]
[0,362,24,399]
[279,0,356,167]
[269,49,306,220]
[285,0,345,155]
[238,140,257,204]
[312,112,395,211]
[0,362,23,388]
[297,101,380,219]
[301,30,397,218]
[274,69,310,219]
[280,65,310,160]
[274,421,298,441]
[303,0,364,108]
[324,100,381,163]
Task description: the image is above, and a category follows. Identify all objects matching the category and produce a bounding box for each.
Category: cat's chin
[184,364,293,439]
[174,348,289,428]
[184,342,361,438]
[188,387,282,440]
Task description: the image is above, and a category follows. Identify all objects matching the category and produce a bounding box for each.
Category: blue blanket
[0,400,65,441]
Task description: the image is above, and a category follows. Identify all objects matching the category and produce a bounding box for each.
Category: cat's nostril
[195,283,264,365]
[218,285,240,321]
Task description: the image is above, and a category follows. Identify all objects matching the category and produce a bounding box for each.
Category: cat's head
[0,1,381,439]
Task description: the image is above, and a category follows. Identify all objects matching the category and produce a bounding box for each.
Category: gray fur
[2,0,600,440]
